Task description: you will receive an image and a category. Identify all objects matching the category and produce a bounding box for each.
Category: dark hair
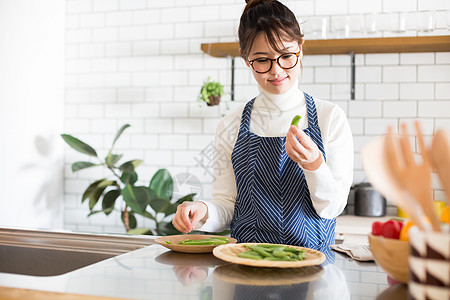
[239,0,304,60]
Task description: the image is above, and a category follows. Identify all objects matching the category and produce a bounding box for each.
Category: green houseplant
[61,124,195,235]
[198,77,224,106]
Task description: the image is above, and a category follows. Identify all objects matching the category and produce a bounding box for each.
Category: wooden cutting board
[0,286,126,300]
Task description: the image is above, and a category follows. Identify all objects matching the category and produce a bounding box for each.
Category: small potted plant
[198,77,224,106]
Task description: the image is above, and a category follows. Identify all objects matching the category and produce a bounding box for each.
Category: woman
[173,0,353,251]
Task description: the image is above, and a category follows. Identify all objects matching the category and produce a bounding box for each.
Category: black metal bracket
[350,51,355,100]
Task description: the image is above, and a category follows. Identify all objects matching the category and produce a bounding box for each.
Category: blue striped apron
[230,92,336,251]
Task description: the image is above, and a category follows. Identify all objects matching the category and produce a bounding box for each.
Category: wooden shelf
[201,35,450,57]
[202,35,450,101]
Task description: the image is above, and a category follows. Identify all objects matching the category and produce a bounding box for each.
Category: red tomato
[381,220,402,239]
[371,221,384,236]
[397,220,404,232]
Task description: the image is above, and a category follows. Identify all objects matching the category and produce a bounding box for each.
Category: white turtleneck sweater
[197,83,354,232]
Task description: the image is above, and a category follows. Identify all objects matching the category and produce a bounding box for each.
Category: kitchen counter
[336,215,392,244]
[0,216,405,299]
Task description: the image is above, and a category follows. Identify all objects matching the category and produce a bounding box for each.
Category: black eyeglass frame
[247,51,302,74]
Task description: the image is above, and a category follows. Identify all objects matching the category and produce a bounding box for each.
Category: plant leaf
[112,124,130,149]
[158,221,181,236]
[119,159,143,171]
[89,185,109,210]
[120,170,138,185]
[149,197,171,214]
[102,189,121,215]
[86,180,115,210]
[122,185,151,214]
[131,160,143,169]
[121,211,137,229]
[149,169,173,200]
[164,204,178,217]
[82,178,107,203]
[119,160,142,184]
[127,228,151,235]
[72,161,98,172]
[129,213,137,229]
[174,193,196,206]
[122,185,139,213]
[143,210,156,221]
[133,186,152,213]
[87,210,102,217]
[105,153,123,167]
[105,124,130,169]
[87,208,113,217]
[61,134,97,157]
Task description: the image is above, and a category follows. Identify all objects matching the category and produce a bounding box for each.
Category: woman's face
[246,33,302,95]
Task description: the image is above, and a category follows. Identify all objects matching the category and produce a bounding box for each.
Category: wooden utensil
[431,129,450,202]
[361,136,427,230]
[385,122,441,232]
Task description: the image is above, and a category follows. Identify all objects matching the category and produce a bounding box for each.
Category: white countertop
[0,215,394,299]
[335,215,392,244]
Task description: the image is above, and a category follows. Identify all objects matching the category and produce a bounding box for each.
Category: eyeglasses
[247,51,301,74]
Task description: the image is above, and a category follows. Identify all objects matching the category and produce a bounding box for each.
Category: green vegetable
[263,256,297,261]
[208,236,230,241]
[175,236,229,246]
[297,251,306,260]
[165,241,172,244]
[291,115,301,127]
[180,240,226,245]
[237,250,264,260]
[272,247,288,258]
[246,245,272,257]
[237,244,306,261]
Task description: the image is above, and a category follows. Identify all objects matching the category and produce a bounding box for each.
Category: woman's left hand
[285,125,323,171]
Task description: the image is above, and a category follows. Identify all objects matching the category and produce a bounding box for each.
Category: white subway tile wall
[64,0,450,247]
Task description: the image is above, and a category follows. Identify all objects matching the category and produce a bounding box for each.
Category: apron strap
[238,98,256,134]
[304,92,326,162]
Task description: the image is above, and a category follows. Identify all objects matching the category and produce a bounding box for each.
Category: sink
[0,228,154,276]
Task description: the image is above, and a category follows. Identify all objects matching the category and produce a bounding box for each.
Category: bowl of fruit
[368,219,412,284]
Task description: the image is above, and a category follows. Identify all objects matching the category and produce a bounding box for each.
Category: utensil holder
[408,227,450,300]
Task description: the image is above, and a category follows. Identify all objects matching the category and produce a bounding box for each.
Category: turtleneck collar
[255,80,304,112]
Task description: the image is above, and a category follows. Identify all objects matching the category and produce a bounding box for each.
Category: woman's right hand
[172,201,208,233]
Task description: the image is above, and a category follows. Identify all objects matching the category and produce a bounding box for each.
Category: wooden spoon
[385,122,440,232]
[431,129,450,202]
[361,135,428,230]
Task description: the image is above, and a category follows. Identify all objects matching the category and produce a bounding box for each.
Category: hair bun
[245,0,273,5]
